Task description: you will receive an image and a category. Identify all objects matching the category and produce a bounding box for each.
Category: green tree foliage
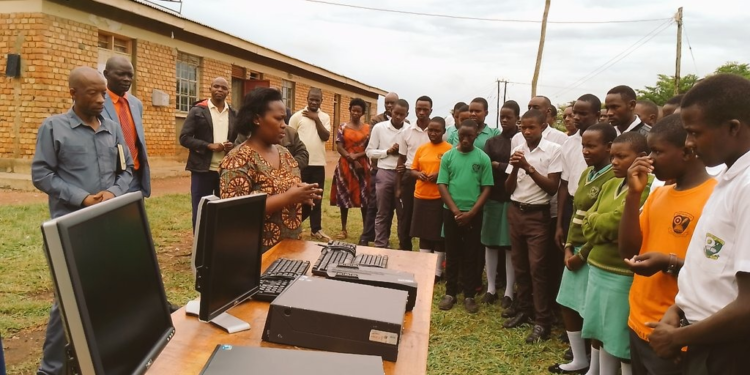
[636,74,699,106]
[714,61,750,80]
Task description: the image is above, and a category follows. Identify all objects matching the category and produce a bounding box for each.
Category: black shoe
[548,363,588,374]
[358,239,370,246]
[503,312,532,328]
[482,292,498,304]
[563,347,573,361]
[464,298,479,314]
[525,324,551,343]
[501,303,520,318]
[559,332,570,343]
[438,295,456,311]
[500,296,513,309]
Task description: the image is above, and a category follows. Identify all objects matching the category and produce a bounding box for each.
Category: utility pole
[674,7,683,95]
[531,0,551,97]
[496,79,509,128]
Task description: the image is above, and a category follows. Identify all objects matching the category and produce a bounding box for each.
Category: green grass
[1,184,568,374]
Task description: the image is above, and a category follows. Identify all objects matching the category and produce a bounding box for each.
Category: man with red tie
[103,56,151,197]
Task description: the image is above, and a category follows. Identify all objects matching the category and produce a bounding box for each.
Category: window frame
[281,79,295,110]
[176,52,201,113]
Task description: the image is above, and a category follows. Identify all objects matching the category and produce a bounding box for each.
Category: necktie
[117,96,140,170]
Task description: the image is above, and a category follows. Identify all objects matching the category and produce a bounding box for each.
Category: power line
[305,0,672,24]
[552,19,674,99]
[683,23,699,76]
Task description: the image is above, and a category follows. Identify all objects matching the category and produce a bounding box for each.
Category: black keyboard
[353,253,388,268]
[312,247,355,276]
[255,258,310,302]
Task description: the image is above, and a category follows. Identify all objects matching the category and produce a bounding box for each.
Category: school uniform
[628,180,716,375]
[580,176,653,360]
[555,165,615,315]
[397,124,431,251]
[438,146,493,299]
[675,153,750,374]
[410,141,452,242]
[505,138,562,328]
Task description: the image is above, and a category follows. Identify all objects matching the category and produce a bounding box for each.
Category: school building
[0,0,386,173]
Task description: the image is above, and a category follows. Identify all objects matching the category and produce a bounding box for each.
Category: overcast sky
[157,0,749,126]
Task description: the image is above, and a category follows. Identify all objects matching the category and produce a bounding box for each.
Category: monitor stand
[185,299,251,334]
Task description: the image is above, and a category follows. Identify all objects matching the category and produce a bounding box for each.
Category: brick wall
[200,58,232,102]
[0,13,98,160]
[134,40,176,156]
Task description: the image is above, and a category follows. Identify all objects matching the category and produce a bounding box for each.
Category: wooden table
[148,240,437,375]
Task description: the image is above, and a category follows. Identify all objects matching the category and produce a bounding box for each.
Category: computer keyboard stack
[254,258,310,302]
[311,240,388,276]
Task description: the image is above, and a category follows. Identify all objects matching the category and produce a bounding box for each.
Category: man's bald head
[105,56,132,72]
[209,77,229,105]
[69,66,107,118]
[69,66,105,90]
[384,92,399,116]
[103,56,134,96]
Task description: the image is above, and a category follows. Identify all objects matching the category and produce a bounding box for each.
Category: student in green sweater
[580,132,653,375]
[549,123,618,374]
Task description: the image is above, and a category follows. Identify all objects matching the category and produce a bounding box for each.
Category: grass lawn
[0,182,567,374]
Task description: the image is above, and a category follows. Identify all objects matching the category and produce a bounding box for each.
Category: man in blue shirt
[32,66,133,375]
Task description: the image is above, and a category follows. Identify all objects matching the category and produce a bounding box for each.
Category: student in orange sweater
[619,114,716,375]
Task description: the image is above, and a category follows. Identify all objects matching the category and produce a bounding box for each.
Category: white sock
[621,362,632,375]
[585,348,600,375]
[599,347,619,375]
[485,247,499,294]
[504,250,515,299]
[435,252,445,276]
[559,331,589,371]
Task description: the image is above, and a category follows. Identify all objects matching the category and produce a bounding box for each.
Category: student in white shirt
[555,94,602,249]
[366,99,409,248]
[503,109,562,344]
[288,88,331,241]
[647,74,750,374]
[395,96,433,251]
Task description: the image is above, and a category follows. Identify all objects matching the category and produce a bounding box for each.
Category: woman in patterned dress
[219,88,323,253]
[330,98,371,239]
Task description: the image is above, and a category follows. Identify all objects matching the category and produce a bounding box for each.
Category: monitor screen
[42,192,174,375]
[198,194,266,322]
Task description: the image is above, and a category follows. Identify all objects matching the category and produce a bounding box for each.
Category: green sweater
[581,175,653,276]
[565,165,616,253]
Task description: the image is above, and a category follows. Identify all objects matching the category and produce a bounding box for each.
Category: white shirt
[675,152,750,323]
[208,99,230,171]
[615,115,642,135]
[506,138,563,205]
[511,124,568,150]
[288,107,331,167]
[366,120,405,170]
[398,123,430,169]
[560,131,587,196]
[707,164,726,176]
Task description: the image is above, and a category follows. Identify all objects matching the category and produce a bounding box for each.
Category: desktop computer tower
[262,276,407,362]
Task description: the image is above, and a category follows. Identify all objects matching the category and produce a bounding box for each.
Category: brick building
[0,0,386,172]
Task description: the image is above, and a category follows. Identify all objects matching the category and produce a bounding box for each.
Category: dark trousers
[360,170,378,244]
[682,339,750,375]
[0,335,5,375]
[301,166,325,233]
[374,169,397,248]
[191,171,220,230]
[444,208,483,298]
[629,329,681,375]
[396,173,415,251]
[547,219,564,311]
[508,203,552,327]
[38,301,65,375]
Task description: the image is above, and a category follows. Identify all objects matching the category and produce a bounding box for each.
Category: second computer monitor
[196,194,266,322]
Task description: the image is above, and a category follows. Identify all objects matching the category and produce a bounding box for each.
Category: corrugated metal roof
[126,0,386,95]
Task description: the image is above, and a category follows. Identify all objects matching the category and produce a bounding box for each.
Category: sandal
[336,230,347,240]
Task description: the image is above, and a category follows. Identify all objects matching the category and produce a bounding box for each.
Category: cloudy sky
[157,0,748,125]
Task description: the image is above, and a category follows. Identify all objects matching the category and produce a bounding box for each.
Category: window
[365,102,372,124]
[281,80,295,110]
[97,32,131,54]
[176,52,201,112]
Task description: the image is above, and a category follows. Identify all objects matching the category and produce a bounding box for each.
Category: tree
[715,62,750,80]
[636,74,699,106]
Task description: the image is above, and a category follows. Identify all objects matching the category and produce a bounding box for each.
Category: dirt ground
[0,176,191,206]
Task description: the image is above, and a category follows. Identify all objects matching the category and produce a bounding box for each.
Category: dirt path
[0,176,191,206]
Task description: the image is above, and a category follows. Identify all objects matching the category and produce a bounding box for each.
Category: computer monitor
[193,194,266,329]
[41,192,174,375]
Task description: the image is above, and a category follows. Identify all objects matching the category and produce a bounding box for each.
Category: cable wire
[551,19,674,99]
[305,0,672,24]
[683,23,699,76]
